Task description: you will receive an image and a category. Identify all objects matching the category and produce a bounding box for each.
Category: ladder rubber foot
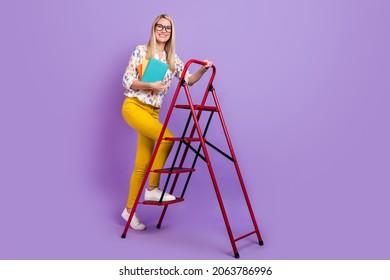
[121,233,126,239]
[234,252,240,258]
[156,224,161,229]
[259,240,264,246]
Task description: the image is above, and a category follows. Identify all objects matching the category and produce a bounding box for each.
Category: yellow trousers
[122,97,174,208]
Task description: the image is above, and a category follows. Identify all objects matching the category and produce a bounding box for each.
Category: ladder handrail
[181,59,217,83]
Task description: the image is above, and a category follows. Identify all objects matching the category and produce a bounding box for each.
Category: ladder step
[152,167,195,174]
[141,198,185,206]
[164,137,202,142]
[175,104,219,112]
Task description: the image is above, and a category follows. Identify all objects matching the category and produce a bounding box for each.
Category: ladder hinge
[180,78,187,87]
[208,84,214,92]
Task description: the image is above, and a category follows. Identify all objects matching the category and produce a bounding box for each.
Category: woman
[121,14,212,230]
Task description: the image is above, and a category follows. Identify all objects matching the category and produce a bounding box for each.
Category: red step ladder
[121,59,264,258]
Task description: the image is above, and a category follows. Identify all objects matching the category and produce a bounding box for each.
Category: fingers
[158,81,165,91]
[151,81,165,93]
[203,59,213,69]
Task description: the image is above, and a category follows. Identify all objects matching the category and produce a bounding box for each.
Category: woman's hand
[130,80,164,93]
[188,59,213,86]
[202,59,213,70]
[149,81,165,94]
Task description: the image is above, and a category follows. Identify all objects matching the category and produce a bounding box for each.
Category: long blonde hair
[146,14,176,72]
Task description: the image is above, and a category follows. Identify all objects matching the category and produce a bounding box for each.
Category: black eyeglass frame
[155,24,172,33]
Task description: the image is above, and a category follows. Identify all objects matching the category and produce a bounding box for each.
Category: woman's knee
[161,139,174,150]
[162,129,174,148]
[133,160,149,174]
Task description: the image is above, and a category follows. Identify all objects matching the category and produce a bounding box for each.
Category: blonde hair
[146,14,176,72]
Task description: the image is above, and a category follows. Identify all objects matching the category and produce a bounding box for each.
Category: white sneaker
[145,188,176,202]
[121,208,146,231]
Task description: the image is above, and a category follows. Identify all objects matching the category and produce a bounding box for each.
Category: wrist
[200,67,208,73]
[141,81,154,91]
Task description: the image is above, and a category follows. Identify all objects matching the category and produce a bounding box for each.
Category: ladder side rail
[183,82,240,257]
[209,87,263,244]
[174,61,245,255]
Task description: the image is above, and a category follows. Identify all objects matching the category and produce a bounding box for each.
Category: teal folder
[141,57,169,82]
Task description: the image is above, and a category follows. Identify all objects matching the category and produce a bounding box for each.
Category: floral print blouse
[122,45,191,108]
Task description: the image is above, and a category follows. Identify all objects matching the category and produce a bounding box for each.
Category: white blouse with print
[122,45,191,108]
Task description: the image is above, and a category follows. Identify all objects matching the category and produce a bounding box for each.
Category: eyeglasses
[155,24,172,33]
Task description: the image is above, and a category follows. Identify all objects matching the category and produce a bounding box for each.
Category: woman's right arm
[131,80,165,92]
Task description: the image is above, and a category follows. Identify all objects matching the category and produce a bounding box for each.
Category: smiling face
[154,18,172,44]
[147,14,176,72]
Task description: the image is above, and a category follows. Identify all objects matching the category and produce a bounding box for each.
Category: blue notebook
[141,57,169,82]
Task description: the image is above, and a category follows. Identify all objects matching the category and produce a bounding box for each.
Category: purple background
[1,0,389,260]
